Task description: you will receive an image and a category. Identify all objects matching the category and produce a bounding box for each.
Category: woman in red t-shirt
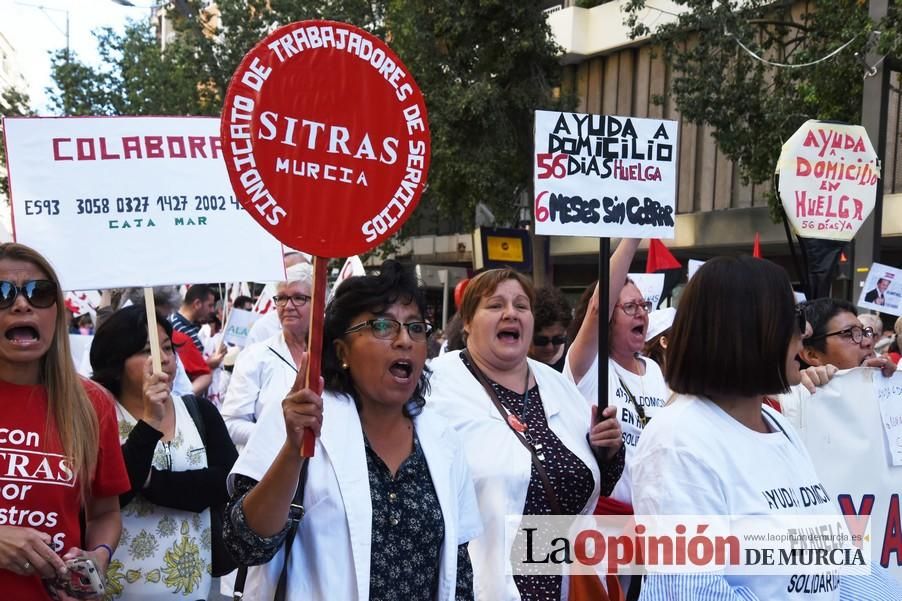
[0,243,129,600]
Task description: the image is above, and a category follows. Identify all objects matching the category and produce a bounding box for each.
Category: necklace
[618,357,649,427]
[505,367,531,433]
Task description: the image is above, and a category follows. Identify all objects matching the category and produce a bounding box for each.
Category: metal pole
[439,269,449,330]
[597,237,610,416]
[855,0,890,297]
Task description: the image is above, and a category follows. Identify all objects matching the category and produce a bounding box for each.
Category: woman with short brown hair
[428,267,624,600]
[633,256,902,599]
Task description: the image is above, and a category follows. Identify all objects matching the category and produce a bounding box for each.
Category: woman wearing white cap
[642,307,675,373]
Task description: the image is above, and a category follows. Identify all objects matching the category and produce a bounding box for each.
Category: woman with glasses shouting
[565,241,669,520]
[223,261,482,600]
[220,264,313,450]
[427,268,624,601]
[0,243,129,600]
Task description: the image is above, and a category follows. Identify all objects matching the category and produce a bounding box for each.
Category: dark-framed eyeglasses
[273,294,311,307]
[809,325,875,345]
[615,300,653,316]
[344,318,433,341]
[0,280,58,310]
[533,334,567,347]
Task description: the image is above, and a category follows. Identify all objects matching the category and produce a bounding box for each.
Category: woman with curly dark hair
[223,261,481,601]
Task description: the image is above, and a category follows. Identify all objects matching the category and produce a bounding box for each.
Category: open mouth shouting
[4,323,40,347]
[389,359,415,384]
[497,326,521,345]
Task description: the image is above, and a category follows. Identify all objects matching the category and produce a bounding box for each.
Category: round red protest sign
[220,20,430,257]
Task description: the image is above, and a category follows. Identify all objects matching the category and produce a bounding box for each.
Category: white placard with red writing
[330,255,366,301]
[533,110,678,239]
[857,262,902,316]
[793,369,902,582]
[2,116,286,290]
[776,120,880,241]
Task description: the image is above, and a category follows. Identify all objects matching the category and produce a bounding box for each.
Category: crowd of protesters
[1,239,901,601]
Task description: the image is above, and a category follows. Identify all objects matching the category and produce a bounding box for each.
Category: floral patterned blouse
[105,399,212,600]
[225,431,475,600]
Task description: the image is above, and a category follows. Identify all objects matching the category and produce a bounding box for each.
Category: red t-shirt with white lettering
[0,378,129,599]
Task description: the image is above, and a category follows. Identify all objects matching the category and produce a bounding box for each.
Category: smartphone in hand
[44,557,105,600]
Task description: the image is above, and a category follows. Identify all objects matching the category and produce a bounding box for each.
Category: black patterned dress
[461,354,625,601]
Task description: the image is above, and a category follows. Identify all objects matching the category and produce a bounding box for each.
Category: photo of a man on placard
[865,277,891,305]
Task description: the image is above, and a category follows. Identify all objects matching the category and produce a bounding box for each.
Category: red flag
[753,232,762,258]
[646,239,681,273]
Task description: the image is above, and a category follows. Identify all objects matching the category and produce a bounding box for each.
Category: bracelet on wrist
[92,543,113,565]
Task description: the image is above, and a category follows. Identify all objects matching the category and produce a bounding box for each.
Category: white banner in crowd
[858,263,902,316]
[2,116,286,290]
[533,110,678,239]
[776,120,879,241]
[628,273,665,308]
[222,308,258,348]
[874,376,902,467]
[253,282,277,314]
[330,255,366,301]
[687,259,705,280]
[64,290,101,317]
[795,369,902,581]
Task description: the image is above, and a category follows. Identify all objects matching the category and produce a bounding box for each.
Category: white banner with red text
[794,368,902,581]
[2,116,286,290]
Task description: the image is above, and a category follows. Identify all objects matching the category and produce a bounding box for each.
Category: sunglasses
[0,280,58,310]
[533,334,567,347]
[794,305,807,336]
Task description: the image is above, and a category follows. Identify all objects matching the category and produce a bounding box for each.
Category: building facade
[399,2,902,301]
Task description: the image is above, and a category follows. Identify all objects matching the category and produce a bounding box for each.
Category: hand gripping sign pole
[220,21,430,457]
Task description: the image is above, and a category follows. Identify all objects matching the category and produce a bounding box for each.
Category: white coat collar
[318,393,459,601]
[319,393,371,600]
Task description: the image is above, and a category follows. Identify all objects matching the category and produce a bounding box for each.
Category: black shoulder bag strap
[233,459,310,601]
[181,394,207,444]
[460,350,563,514]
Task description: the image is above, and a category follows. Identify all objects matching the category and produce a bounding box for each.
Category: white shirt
[427,351,601,601]
[229,390,482,601]
[246,311,281,347]
[564,354,668,504]
[220,332,297,448]
[631,395,843,600]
